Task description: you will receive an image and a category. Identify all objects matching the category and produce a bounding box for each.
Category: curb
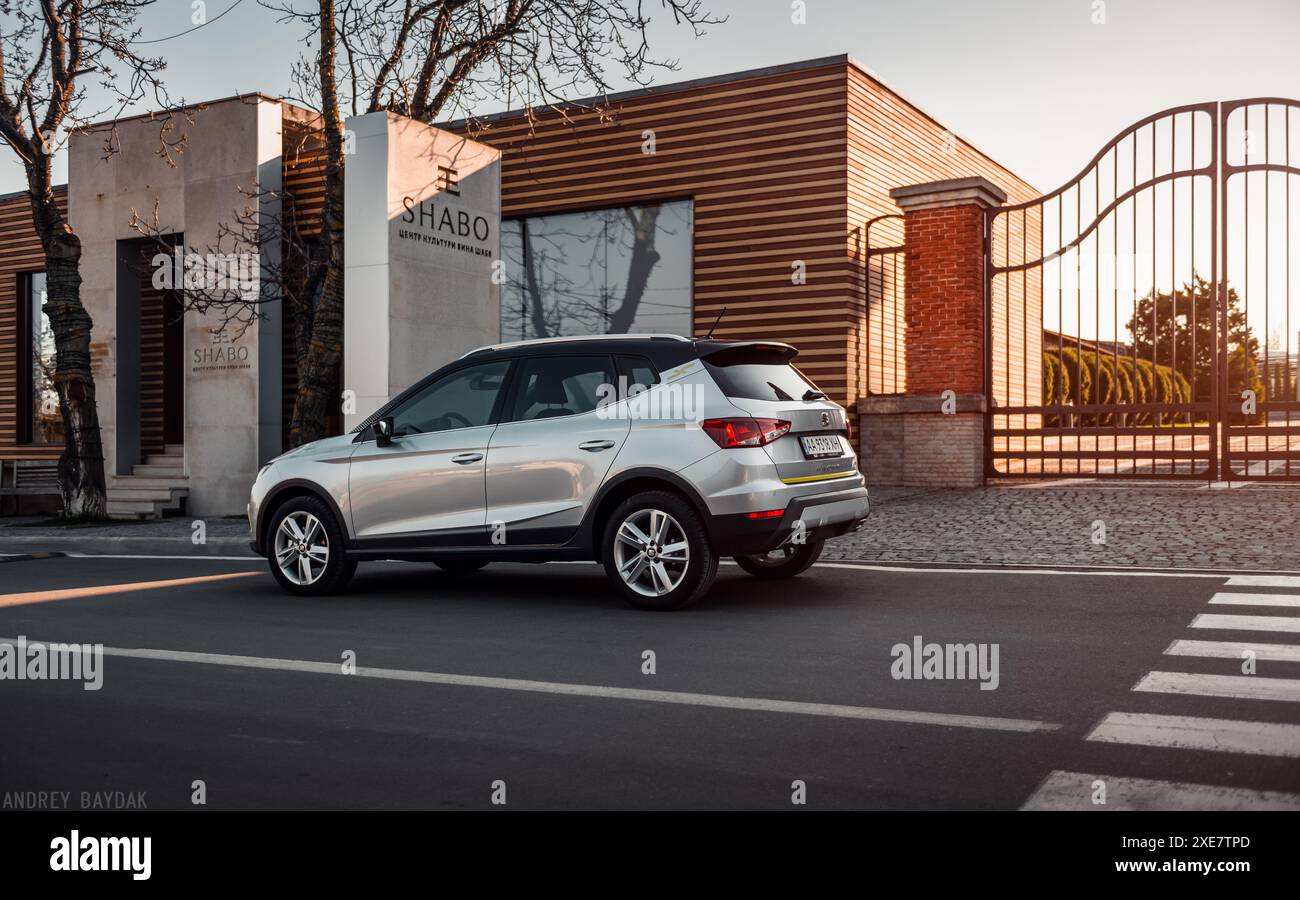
[0,536,257,558]
[0,551,67,564]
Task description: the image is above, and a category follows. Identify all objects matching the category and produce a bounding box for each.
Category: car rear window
[703,358,820,402]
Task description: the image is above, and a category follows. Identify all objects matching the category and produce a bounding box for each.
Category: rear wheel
[435,560,489,576]
[734,540,824,579]
[267,496,356,595]
[602,491,717,610]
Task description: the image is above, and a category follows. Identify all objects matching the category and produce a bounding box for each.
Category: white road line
[60,554,260,562]
[1087,712,1300,758]
[1226,575,1300,589]
[811,561,1229,579]
[0,637,1060,734]
[1166,639,1300,663]
[1135,670,1300,703]
[1209,592,1300,608]
[1191,613,1300,633]
[44,553,1260,578]
[1021,769,1300,811]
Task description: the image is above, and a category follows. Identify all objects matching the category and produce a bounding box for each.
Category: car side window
[386,361,510,436]
[508,355,615,421]
[616,355,660,393]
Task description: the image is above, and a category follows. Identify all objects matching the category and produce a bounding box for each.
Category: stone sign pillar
[343,112,502,430]
[69,96,285,516]
[858,177,1006,487]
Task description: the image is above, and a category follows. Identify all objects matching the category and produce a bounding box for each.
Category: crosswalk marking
[1209,592,1300,608]
[1165,638,1300,663]
[1087,712,1300,758]
[1135,670,1300,703]
[1021,770,1300,811]
[1055,579,1300,807]
[1191,613,1300,633]
[1225,575,1300,589]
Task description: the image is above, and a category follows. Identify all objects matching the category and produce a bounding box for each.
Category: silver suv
[248,335,869,610]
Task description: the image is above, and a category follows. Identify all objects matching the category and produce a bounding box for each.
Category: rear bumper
[707,485,870,555]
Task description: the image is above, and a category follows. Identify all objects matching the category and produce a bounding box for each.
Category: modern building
[0,55,1037,516]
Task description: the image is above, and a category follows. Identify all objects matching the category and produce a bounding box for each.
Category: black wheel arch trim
[254,479,351,556]
[578,466,712,554]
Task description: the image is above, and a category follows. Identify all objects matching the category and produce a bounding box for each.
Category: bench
[0,460,61,515]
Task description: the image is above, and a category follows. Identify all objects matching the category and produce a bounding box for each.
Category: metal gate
[987,98,1300,480]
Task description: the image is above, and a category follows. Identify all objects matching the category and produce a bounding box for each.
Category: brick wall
[902,203,987,395]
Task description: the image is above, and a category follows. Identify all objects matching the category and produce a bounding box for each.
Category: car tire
[435,560,489,576]
[602,490,717,610]
[734,540,824,579]
[266,495,356,596]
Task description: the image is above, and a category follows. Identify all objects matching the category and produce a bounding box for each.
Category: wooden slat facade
[0,188,63,461]
[845,65,1041,408]
[0,61,1043,469]
[458,55,1039,417]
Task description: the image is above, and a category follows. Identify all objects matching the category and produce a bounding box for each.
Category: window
[500,200,693,340]
[387,361,509,436]
[704,360,820,403]
[508,356,614,421]
[21,272,62,445]
[616,355,659,393]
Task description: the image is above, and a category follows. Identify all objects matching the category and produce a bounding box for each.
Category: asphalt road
[0,553,1297,810]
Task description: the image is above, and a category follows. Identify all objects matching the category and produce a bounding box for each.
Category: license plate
[800,435,842,459]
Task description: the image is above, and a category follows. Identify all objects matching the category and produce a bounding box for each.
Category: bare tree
[261,0,721,446]
[0,0,174,516]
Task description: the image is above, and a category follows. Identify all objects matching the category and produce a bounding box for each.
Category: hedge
[1043,349,1191,425]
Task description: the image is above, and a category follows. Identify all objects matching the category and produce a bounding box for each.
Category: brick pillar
[858,177,1006,488]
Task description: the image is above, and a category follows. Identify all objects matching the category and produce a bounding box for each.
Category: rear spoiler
[695,340,798,365]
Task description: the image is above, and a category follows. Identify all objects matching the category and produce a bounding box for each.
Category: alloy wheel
[274,511,329,586]
[612,508,690,597]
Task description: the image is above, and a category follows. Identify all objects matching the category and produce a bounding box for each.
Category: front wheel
[266,496,356,596]
[602,491,717,610]
[734,540,824,579]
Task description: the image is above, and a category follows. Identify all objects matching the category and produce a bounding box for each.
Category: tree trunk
[607,205,662,334]
[289,255,344,446]
[288,0,346,447]
[31,195,108,517]
[521,220,551,338]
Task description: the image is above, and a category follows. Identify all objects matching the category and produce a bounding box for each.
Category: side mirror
[375,416,394,447]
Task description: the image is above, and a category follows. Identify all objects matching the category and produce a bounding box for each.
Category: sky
[2,0,1298,195]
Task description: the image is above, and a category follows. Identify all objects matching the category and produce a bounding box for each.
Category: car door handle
[579,440,616,452]
[451,452,484,464]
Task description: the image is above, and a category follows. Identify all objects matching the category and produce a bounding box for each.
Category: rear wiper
[802,389,827,401]
[766,382,794,401]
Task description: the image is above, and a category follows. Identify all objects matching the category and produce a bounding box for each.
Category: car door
[485,354,629,544]
[349,360,511,542]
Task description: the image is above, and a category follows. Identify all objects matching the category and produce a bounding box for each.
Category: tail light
[701,417,791,448]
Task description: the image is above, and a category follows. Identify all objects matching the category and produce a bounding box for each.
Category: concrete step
[106,487,184,502]
[142,456,184,468]
[106,499,162,519]
[132,463,185,477]
[156,444,185,458]
[109,475,189,490]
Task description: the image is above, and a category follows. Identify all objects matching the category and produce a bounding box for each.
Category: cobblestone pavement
[826,482,1300,570]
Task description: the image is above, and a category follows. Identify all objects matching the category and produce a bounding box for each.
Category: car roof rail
[458,333,692,359]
